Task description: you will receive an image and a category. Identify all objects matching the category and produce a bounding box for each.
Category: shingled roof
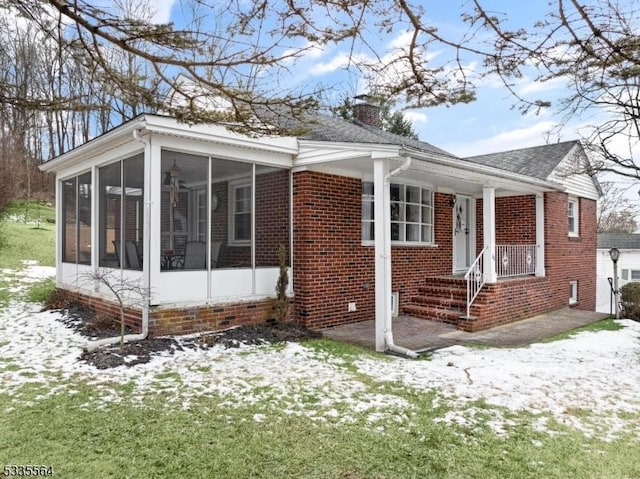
[295,113,457,158]
[598,233,640,250]
[462,141,580,181]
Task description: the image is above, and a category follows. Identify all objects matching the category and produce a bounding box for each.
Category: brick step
[410,295,467,309]
[402,304,463,325]
[417,285,467,300]
[423,276,465,283]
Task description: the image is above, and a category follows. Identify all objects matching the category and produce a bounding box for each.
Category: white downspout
[381,156,418,358]
[85,128,150,351]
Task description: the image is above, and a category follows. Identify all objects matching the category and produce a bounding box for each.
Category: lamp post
[609,247,620,319]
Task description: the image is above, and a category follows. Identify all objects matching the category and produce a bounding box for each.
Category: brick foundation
[59,290,287,337]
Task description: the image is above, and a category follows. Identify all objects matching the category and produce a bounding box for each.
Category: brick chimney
[352,94,381,128]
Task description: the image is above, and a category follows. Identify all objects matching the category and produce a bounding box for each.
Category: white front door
[453,195,474,272]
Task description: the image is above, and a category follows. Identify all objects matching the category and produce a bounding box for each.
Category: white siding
[547,144,600,200]
[596,248,640,314]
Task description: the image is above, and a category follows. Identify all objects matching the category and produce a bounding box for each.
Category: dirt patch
[80,338,183,369]
[53,301,322,369]
[55,302,134,340]
[189,322,323,349]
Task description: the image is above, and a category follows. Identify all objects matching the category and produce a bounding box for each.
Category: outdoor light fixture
[609,247,620,263]
[450,195,457,208]
[609,247,620,319]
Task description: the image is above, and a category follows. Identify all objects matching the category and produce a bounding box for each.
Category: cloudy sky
[146,0,626,171]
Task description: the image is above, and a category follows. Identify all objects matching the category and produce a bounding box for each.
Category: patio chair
[211,241,221,269]
[113,240,125,268]
[183,241,206,270]
[125,239,142,270]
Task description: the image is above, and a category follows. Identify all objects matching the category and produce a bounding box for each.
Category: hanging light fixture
[168,157,181,207]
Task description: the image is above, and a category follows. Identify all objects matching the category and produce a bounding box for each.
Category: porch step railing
[496,244,536,278]
[464,246,487,318]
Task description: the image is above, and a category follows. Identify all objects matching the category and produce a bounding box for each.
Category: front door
[453,195,473,273]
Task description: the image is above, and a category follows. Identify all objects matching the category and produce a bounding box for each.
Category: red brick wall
[476,195,536,254]
[293,173,597,330]
[463,276,554,331]
[255,169,290,267]
[292,170,455,329]
[544,192,597,311]
[64,290,144,332]
[60,289,285,337]
[292,171,374,328]
[464,192,597,330]
[149,299,287,336]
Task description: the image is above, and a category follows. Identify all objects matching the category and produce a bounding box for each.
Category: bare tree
[0,0,638,180]
[84,269,149,350]
[597,181,639,233]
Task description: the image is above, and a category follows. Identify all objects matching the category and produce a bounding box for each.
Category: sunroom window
[362,181,434,244]
[61,171,92,265]
[98,154,144,270]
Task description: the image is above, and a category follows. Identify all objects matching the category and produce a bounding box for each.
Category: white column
[146,137,161,304]
[373,158,391,352]
[535,193,546,277]
[91,166,99,290]
[55,175,62,285]
[482,186,497,283]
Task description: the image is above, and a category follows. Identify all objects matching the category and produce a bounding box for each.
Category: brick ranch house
[40,107,600,354]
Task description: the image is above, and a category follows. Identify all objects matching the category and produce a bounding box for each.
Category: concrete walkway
[323,308,610,353]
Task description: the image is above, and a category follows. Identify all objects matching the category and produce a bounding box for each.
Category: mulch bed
[52,301,322,369]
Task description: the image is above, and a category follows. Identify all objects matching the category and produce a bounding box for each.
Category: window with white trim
[630,270,640,281]
[362,181,434,244]
[569,280,578,305]
[229,180,251,245]
[195,189,207,242]
[568,197,579,236]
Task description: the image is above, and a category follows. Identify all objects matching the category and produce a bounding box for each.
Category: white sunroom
[41,114,298,310]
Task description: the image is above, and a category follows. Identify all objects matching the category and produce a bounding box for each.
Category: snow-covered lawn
[1,262,640,442]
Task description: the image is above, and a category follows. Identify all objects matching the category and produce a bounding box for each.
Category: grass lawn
[1,199,640,478]
[1,350,639,479]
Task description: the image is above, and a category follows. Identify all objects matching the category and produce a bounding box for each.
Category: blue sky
[147,0,629,179]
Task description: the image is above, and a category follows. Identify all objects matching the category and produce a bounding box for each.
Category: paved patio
[322,308,611,353]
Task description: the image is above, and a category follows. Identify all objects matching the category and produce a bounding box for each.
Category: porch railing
[465,244,537,318]
[464,246,486,318]
[496,244,536,278]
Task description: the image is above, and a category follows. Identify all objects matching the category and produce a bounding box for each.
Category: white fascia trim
[41,114,299,174]
[296,140,401,165]
[402,146,563,193]
[142,115,298,155]
[40,118,145,173]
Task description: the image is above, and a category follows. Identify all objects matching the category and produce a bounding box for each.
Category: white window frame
[569,280,578,305]
[195,189,207,242]
[568,196,579,237]
[361,180,434,245]
[630,270,640,281]
[228,178,252,246]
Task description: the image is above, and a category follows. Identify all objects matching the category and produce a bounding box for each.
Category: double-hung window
[362,181,434,244]
[568,197,579,236]
[229,180,251,245]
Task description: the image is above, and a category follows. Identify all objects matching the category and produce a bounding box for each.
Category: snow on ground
[1,262,640,440]
[355,323,640,440]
